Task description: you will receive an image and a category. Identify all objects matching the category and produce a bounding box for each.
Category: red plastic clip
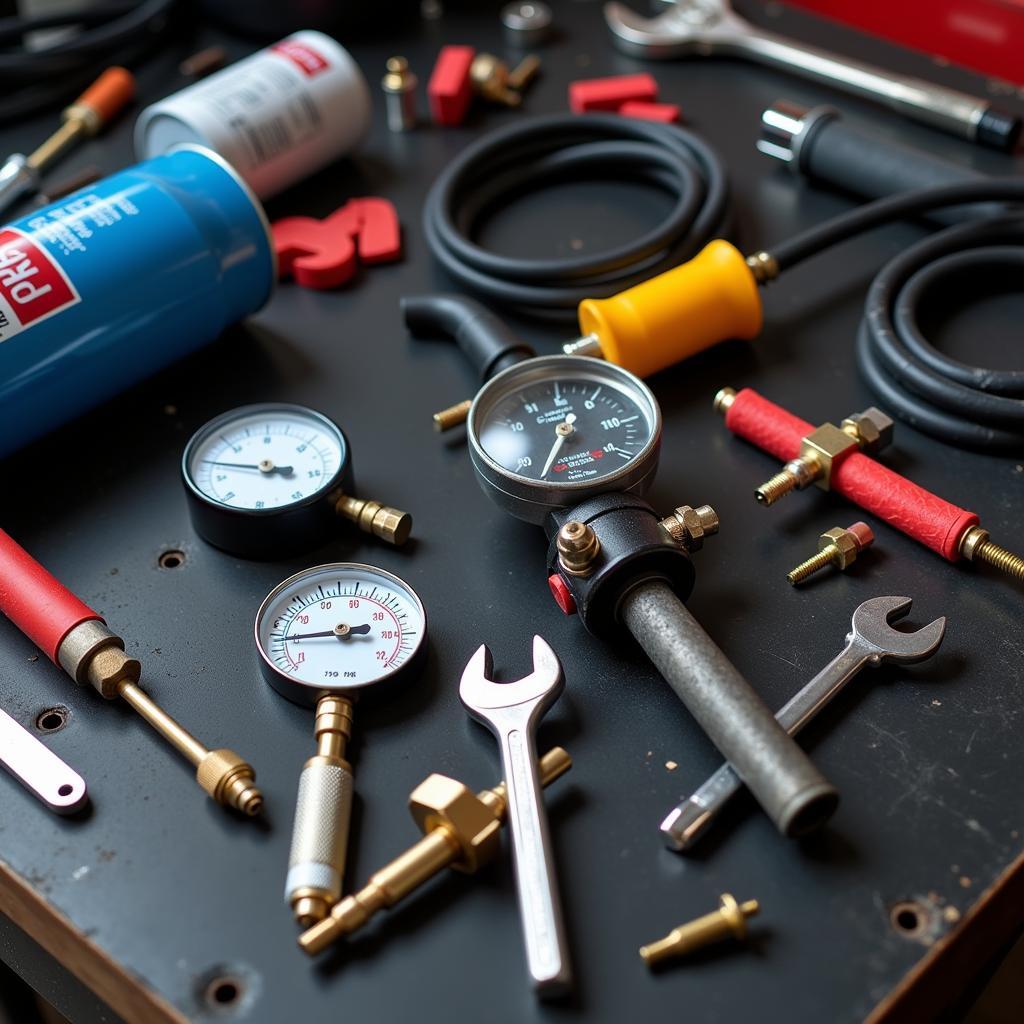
[428,45,476,126]
[619,101,681,123]
[568,73,658,113]
[273,198,402,290]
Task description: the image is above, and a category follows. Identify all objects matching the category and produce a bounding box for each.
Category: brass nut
[799,422,859,491]
[841,406,894,453]
[660,505,720,552]
[819,527,859,569]
[86,645,142,700]
[409,774,501,873]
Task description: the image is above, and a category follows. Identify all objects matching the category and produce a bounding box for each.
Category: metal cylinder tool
[604,0,1021,151]
[620,581,838,837]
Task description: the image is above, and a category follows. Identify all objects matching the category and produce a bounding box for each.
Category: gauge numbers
[256,564,426,697]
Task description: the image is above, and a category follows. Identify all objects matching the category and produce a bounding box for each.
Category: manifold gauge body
[182,403,355,558]
[254,563,427,707]
[467,355,662,523]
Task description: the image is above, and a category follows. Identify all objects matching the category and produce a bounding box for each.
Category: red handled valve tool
[0,528,263,817]
[715,387,1024,586]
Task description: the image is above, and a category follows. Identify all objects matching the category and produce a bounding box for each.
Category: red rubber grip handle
[725,389,978,562]
[0,528,102,663]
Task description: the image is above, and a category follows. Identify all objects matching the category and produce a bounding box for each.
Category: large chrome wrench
[604,0,1019,150]
[0,705,87,814]
[459,635,571,997]
[662,595,946,850]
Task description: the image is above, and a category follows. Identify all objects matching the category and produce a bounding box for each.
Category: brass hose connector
[557,521,600,576]
[335,493,413,545]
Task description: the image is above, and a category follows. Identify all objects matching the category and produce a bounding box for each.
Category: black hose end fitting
[401,293,535,382]
[545,492,695,639]
[976,107,1022,153]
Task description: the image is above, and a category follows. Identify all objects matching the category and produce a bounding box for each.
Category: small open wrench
[459,635,571,997]
[661,595,946,851]
[604,1,1020,151]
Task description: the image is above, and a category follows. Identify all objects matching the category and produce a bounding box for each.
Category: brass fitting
[659,505,719,552]
[713,387,736,415]
[755,407,894,507]
[298,747,572,955]
[196,749,263,817]
[959,526,1024,584]
[557,521,601,576]
[470,53,540,106]
[433,399,472,432]
[744,250,779,284]
[787,522,874,586]
[335,493,412,546]
[640,893,759,967]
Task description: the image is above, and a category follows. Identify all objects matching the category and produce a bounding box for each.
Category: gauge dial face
[477,376,653,485]
[256,563,426,699]
[185,405,346,512]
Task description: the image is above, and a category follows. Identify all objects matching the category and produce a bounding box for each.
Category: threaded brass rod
[974,539,1024,583]
[787,547,837,585]
[756,468,798,506]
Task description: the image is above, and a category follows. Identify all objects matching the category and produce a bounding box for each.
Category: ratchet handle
[0,528,102,663]
[285,756,354,917]
[724,388,978,561]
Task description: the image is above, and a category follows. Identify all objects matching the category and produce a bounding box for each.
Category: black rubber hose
[770,179,1024,452]
[422,113,729,315]
[402,294,534,380]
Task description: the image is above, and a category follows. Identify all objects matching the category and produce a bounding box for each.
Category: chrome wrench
[662,595,945,850]
[0,705,88,814]
[459,635,571,997]
[604,1,1021,151]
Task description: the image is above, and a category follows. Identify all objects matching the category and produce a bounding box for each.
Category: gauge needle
[287,624,372,641]
[540,413,577,477]
[202,459,294,475]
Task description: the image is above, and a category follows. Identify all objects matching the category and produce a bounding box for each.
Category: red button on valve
[548,573,577,615]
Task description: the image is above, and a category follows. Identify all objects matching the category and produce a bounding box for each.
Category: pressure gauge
[255,563,427,706]
[467,355,662,522]
[182,404,411,558]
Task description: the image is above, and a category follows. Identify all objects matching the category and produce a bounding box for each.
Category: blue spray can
[0,145,275,458]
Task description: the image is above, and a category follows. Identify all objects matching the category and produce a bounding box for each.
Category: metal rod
[619,580,838,837]
[117,681,208,766]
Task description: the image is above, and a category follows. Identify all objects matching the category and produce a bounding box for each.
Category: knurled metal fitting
[659,505,720,552]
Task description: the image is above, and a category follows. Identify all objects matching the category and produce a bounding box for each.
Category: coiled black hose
[422,113,729,314]
[769,180,1024,453]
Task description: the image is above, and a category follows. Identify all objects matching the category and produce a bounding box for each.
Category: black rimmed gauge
[254,563,428,706]
[182,403,411,558]
[466,355,662,523]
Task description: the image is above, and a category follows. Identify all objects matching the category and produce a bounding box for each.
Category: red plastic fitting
[0,528,102,663]
[547,574,577,615]
[618,101,681,123]
[568,73,658,113]
[428,45,476,126]
[723,388,979,562]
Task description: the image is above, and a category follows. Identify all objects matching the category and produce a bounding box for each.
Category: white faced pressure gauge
[182,403,411,557]
[255,563,427,706]
[467,355,662,523]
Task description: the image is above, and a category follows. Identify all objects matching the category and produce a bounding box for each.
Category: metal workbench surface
[1,3,1022,1022]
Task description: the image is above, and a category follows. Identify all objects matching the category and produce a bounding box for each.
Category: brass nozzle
[336,494,412,545]
[756,456,820,506]
[639,894,759,967]
[196,749,263,816]
[557,521,600,576]
[433,399,472,432]
[787,521,874,586]
[298,747,572,955]
[959,526,1024,584]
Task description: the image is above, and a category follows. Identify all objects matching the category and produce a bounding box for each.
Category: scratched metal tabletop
[0,3,1022,1022]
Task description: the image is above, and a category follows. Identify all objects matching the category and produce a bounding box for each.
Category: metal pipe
[619,580,838,837]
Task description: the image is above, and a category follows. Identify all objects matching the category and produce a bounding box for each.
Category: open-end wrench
[459,635,571,997]
[661,595,946,851]
[604,1,1021,152]
[0,705,87,814]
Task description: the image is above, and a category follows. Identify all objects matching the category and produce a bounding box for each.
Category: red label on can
[0,229,79,341]
[271,41,330,77]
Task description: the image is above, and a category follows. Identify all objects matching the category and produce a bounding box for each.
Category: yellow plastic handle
[576,240,763,378]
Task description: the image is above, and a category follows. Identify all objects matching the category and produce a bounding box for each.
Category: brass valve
[298,746,571,955]
[742,404,894,507]
[659,504,719,552]
[640,893,760,967]
[787,522,874,585]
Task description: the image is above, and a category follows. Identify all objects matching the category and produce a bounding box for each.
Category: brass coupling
[754,407,894,507]
[659,504,719,552]
[335,493,413,546]
[298,747,572,955]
